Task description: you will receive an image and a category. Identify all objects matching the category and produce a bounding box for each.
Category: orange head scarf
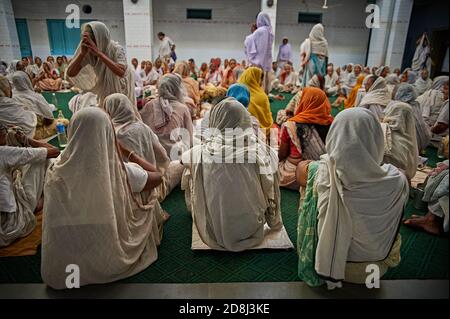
[344,74,365,108]
[288,87,333,125]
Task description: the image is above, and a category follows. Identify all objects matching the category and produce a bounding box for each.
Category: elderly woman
[11,71,63,140]
[381,102,419,181]
[277,63,299,93]
[324,65,340,96]
[238,67,273,133]
[140,74,193,158]
[66,21,135,106]
[104,93,182,202]
[34,62,62,92]
[342,64,362,96]
[0,75,37,138]
[414,69,433,95]
[244,12,274,93]
[417,76,449,127]
[181,97,284,252]
[0,122,60,247]
[359,75,391,120]
[385,73,400,98]
[344,74,365,108]
[41,107,164,289]
[173,61,201,109]
[394,83,431,152]
[296,108,408,287]
[300,24,328,86]
[278,87,333,189]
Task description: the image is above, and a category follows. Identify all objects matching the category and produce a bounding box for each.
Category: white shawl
[11,71,54,120]
[67,21,136,106]
[41,107,162,289]
[68,92,98,114]
[412,33,431,73]
[359,76,391,107]
[315,108,408,281]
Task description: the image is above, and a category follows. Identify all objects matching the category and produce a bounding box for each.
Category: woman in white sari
[300,24,328,86]
[181,97,283,252]
[296,108,408,287]
[417,76,449,127]
[359,75,391,120]
[66,21,136,107]
[381,102,419,180]
[42,107,164,289]
[0,75,36,138]
[414,69,433,96]
[394,83,431,152]
[412,33,431,74]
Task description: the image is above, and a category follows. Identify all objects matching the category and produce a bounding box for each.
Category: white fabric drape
[315,108,409,282]
[41,107,162,289]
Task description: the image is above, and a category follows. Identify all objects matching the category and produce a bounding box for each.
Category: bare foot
[404,212,442,235]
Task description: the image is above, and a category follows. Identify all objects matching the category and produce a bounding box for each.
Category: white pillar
[123,0,153,63]
[260,0,278,57]
[0,0,21,61]
[367,0,413,69]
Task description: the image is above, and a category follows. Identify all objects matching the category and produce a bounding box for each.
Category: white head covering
[153,74,184,129]
[0,75,37,137]
[68,92,98,114]
[395,83,431,151]
[412,33,431,72]
[11,71,54,119]
[41,107,162,289]
[315,108,408,281]
[382,101,419,179]
[359,76,391,107]
[67,21,136,106]
[309,23,328,57]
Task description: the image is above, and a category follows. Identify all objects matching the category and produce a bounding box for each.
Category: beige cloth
[67,22,136,107]
[41,108,162,289]
[359,76,391,120]
[181,97,287,252]
[381,102,419,180]
[315,108,408,282]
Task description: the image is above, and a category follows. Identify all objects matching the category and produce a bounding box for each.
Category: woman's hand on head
[82,33,99,56]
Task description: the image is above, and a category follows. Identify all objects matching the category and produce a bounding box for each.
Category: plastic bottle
[56,122,68,148]
[57,110,65,120]
[51,93,58,107]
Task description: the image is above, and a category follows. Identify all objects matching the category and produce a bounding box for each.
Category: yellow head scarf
[238,67,273,129]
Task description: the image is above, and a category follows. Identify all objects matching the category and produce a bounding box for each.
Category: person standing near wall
[277,37,292,72]
[158,32,175,65]
[244,12,274,94]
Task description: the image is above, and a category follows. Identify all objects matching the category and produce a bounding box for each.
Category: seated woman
[404,136,448,235]
[324,65,340,97]
[343,74,365,108]
[277,63,298,93]
[358,75,391,121]
[140,74,193,157]
[0,123,60,247]
[205,63,222,87]
[238,67,273,134]
[0,75,37,138]
[276,89,303,126]
[385,73,400,98]
[104,93,182,202]
[220,59,237,89]
[380,102,419,181]
[296,108,409,287]
[418,76,449,128]
[394,83,431,152]
[278,87,333,189]
[34,62,63,92]
[173,61,201,115]
[11,71,67,140]
[41,107,164,289]
[181,97,283,252]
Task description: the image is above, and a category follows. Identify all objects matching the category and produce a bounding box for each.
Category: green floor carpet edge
[0,91,447,284]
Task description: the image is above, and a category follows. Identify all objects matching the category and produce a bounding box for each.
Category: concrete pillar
[0,0,21,61]
[367,0,413,69]
[260,0,278,57]
[123,0,153,63]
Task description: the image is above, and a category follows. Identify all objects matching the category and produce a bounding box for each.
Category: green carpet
[0,92,447,284]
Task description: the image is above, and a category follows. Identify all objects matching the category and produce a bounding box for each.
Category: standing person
[244,12,274,94]
[300,23,328,87]
[412,32,432,74]
[66,21,136,107]
[157,32,175,65]
[277,37,292,71]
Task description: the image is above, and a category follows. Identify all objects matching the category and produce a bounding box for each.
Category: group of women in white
[0,18,448,290]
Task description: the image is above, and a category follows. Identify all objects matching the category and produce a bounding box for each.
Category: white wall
[11,0,125,58]
[152,0,260,64]
[0,0,21,61]
[275,0,371,68]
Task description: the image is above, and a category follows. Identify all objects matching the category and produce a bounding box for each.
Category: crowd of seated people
[1,21,448,292]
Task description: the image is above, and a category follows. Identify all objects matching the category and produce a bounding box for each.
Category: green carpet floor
[0,91,447,284]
